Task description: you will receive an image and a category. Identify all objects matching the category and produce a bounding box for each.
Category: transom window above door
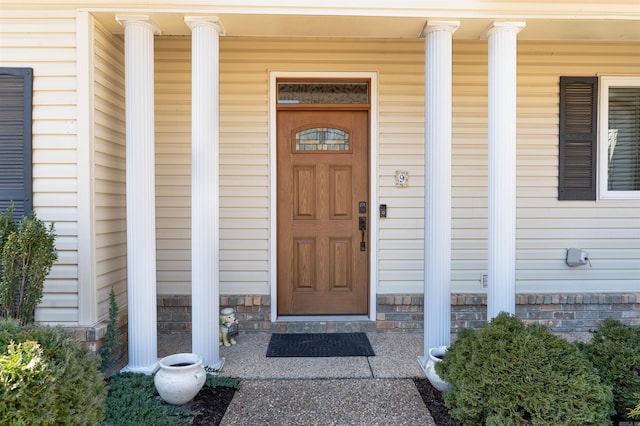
[277,81,369,105]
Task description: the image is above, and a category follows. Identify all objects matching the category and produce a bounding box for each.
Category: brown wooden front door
[277,109,369,315]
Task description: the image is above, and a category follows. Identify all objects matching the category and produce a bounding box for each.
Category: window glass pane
[295,128,350,151]
[278,82,368,104]
[608,87,640,191]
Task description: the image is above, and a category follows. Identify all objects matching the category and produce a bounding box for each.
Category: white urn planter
[425,346,452,392]
[154,353,206,405]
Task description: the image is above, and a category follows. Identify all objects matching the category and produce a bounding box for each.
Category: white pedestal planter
[154,353,206,405]
[425,346,452,392]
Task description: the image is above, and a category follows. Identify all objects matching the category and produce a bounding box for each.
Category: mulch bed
[181,384,237,426]
[413,378,462,426]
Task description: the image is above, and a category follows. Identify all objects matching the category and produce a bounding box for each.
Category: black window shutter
[0,68,33,220]
[558,76,598,200]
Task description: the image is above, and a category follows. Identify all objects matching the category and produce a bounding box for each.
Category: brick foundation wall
[71,292,638,362]
[69,312,128,372]
[376,295,424,332]
[155,292,640,335]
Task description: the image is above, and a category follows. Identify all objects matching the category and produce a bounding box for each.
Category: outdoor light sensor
[566,248,589,267]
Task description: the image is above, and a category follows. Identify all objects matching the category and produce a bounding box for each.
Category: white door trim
[269,71,378,322]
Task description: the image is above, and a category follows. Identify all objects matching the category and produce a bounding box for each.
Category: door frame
[269,71,378,322]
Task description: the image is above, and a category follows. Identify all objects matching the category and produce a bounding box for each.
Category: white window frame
[598,76,640,200]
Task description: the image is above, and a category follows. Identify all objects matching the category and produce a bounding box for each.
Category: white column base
[121,361,159,376]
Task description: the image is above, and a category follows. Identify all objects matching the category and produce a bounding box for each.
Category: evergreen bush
[0,206,57,324]
[0,205,18,251]
[578,318,640,418]
[0,340,56,425]
[630,395,640,420]
[99,287,122,374]
[436,313,614,425]
[0,320,106,425]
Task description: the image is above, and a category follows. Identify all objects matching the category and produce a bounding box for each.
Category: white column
[116,15,161,374]
[185,16,225,371]
[484,22,525,319]
[419,21,459,370]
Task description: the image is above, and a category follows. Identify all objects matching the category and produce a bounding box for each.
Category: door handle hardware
[359,216,366,231]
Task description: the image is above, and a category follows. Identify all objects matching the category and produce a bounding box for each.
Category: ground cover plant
[102,373,240,426]
[436,313,614,425]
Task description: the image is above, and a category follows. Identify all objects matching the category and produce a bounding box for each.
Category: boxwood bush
[0,320,106,425]
[577,318,640,418]
[436,313,614,425]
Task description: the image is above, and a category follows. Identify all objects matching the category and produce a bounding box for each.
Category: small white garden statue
[219,307,239,347]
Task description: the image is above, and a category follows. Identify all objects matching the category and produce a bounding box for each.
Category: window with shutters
[559,76,640,200]
[598,76,640,199]
[0,68,33,221]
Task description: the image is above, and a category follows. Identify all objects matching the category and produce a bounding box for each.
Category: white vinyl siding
[451,41,640,293]
[516,42,640,293]
[154,38,430,295]
[4,15,639,325]
[93,20,127,319]
[0,10,79,324]
[151,37,640,297]
[155,38,192,295]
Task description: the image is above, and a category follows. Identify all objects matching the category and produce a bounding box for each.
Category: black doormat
[266,332,375,357]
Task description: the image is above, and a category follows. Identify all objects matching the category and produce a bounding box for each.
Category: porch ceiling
[93,12,640,41]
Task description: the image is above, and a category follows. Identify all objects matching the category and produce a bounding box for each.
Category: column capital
[116,15,161,35]
[184,16,225,35]
[482,22,526,39]
[419,21,460,38]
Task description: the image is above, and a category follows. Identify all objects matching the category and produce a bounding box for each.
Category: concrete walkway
[158,332,435,425]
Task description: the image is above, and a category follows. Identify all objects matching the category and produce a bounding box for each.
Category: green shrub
[102,373,196,426]
[0,207,57,324]
[629,395,640,420]
[99,287,123,374]
[578,318,640,418]
[436,313,614,425]
[0,340,56,425]
[0,205,18,251]
[0,320,106,425]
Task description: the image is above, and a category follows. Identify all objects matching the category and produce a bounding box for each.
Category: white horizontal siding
[154,37,193,295]
[92,20,127,318]
[514,41,640,294]
[1,11,79,324]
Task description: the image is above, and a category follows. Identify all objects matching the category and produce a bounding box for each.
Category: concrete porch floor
[158,332,427,379]
[158,332,436,425]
